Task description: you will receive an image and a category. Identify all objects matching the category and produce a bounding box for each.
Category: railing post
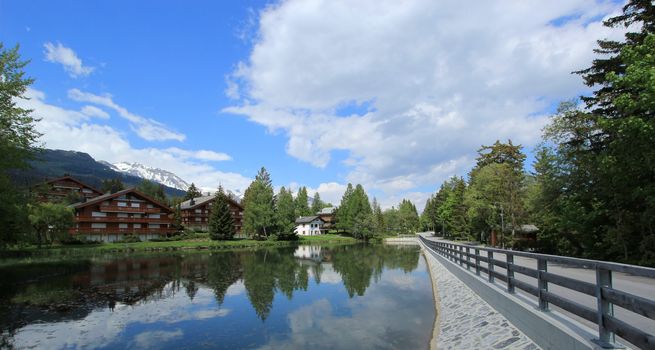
[506,253,515,293]
[466,247,471,271]
[459,246,464,267]
[475,248,480,276]
[537,258,548,311]
[488,251,495,283]
[595,268,615,347]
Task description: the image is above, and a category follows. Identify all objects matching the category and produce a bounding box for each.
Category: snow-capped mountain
[107,162,190,191]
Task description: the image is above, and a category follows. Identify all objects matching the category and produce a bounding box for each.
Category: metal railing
[419,235,655,349]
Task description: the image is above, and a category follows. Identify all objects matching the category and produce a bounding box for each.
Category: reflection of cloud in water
[258,269,433,350]
[225,279,246,296]
[12,282,228,349]
[133,329,183,349]
[308,263,342,284]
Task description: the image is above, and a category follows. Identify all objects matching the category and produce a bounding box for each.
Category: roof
[40,175,103,195]
[69,187,172,212]
[318,207,335,215]
[179,194,244,211]
[295,215,325,224]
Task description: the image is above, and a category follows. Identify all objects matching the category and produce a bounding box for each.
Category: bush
[113,234,141,243]
[60,236,102,245]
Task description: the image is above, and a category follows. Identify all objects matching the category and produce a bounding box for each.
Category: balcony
[70,227,177,234]
[76,216,172,224]
[99,205,161,213]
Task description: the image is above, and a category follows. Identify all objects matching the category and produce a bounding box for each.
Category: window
[131,203,140,208]
[91,211,106,217]
[91,223,106,229]
[147,204,154,208]
[119,223,128,229]
[195,209,202,214]
[148,213,161,219]
[148,224,160,229]
[195,217,201,222]
[117,202,127,207]
[117,213,128,218]
[82,189,92,193]
[134,224,141,229]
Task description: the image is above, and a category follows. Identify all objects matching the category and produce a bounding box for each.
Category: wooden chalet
[34,176,103,203]
[69,188,175,242]
[179,195,244,233]
[317,207,336,230]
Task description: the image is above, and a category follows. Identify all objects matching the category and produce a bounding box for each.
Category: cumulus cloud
[43,42,94,77]
[68,88,186,142]
[19,88,252,193]
[225,0,626,200]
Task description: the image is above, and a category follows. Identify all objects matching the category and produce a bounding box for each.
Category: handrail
[419,235,655,349]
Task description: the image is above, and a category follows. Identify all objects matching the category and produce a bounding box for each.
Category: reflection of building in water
[293,246,323,262]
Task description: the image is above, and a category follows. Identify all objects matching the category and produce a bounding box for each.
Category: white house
[294,216,325,236]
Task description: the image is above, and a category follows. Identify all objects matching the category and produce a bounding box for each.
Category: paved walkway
[421,242,540,349]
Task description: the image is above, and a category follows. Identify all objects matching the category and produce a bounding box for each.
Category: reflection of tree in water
[206,251,242,305]
[241,247,308,320]
[331,244,420,297]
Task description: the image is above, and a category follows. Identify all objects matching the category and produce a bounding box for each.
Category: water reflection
[0,244,433,349]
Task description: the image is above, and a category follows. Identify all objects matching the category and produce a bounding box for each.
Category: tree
[137,179,167,204]
[0,43,41,245]
[275,186,297,240]
[184,183,202,200]
[208,186,236,240]
[172,203,183,231]
[371,197,385,233]
[27,202,74,246]
[310,192,325,214]
[242,167,275,239]
[335,183,354,232]
[294,186,311,217]
[101,178,125,194]
[398,199,420,234]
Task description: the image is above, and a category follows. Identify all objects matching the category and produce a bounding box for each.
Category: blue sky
[1,0,625,208]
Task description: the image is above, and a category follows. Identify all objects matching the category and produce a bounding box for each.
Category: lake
[0,244,435,349]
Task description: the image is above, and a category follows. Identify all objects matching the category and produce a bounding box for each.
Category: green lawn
[1,233,359,255]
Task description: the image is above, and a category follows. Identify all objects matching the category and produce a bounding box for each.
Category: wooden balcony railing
[70,227,177,234]
[76,216,172,224]
[99,205,162,213]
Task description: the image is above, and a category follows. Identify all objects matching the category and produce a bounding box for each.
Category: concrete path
[421,243,540,349]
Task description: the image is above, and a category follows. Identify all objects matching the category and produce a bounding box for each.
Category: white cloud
[225,0,626,201]
[19,88,252,193]
[68,88,186,142]
[134,329,183,349]
[43,42,94,77]
[80,105,110,119]
[165,147,232,162]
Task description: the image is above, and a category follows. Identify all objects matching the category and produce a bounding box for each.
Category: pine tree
[0,43,41,245]
[294,186,311,217]
[184,183,202,200]
[242,167,275,239]
[209,186,236,240]
[335,183,354,232]
[275,187,297,240]
[371,197,385,233]
[311,192,324,214]
[101,178,125,194]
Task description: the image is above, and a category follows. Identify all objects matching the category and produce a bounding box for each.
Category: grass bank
[0,234,359,262]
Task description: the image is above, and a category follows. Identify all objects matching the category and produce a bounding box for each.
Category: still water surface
[0,244,435,349]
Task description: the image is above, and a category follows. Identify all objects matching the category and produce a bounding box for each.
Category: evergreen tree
[294,186,311,217]
[371,197,385,233]
[0,43,41,245]
[209,186,236,240]
[101,178,125,194]
[398,199,420,234]
[335,183,354,232]
[242,167,275,239]
[310,192,325,214]
[172,204,183,231]
[275,186,297,240]
[137,179,167,203]
[184,183,202,200]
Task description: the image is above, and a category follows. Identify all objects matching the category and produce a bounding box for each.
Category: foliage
[27,203,74,246]
[208,186,236,240]
[242,167,275,239]
[397,199,420,234]
[294,186,311,217]
[0,43,41,246]
[335,183,372,235]
[274,186,298,240]
[184,183,202,200]
[101,178,125,194]
[136,179,167,204]
[113,234,141,243]
[310,192,325,214]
